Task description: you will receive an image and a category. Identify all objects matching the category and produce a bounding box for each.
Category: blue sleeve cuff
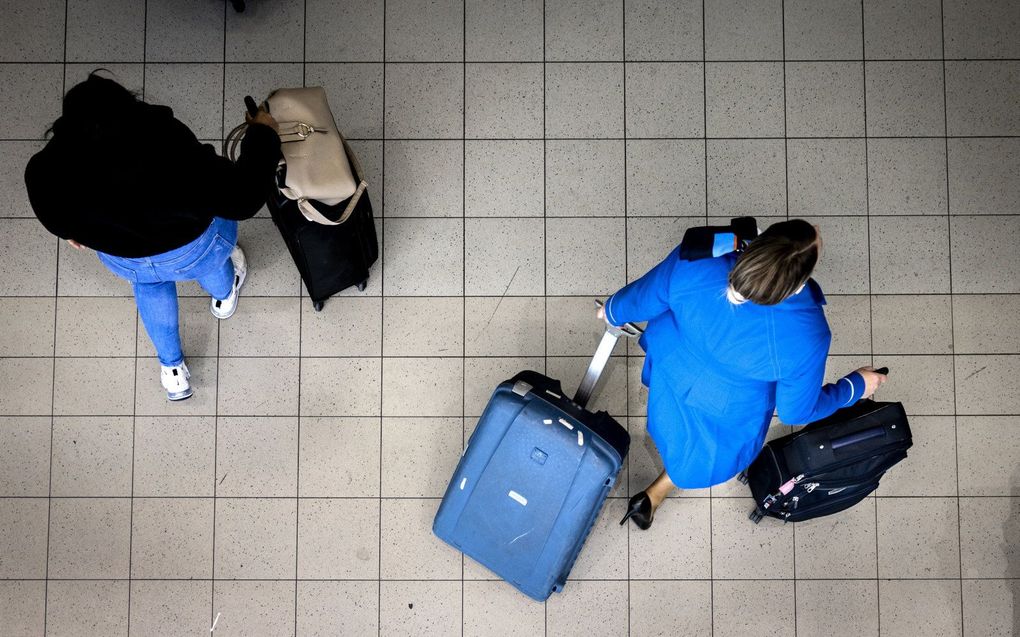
[605,294,621,327]
[839,371,866,406]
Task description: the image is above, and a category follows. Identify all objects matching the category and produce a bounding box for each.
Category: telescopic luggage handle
[573,300,644,408]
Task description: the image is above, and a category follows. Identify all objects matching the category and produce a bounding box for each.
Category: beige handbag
[226,86,367,226]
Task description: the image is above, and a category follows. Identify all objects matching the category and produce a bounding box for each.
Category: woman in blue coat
[605,220,886,529]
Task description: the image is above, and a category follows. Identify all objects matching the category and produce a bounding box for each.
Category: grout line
[461,2,467,634]
[621,2,630,634]
[23,57,1020,64]
[294,3,309,633]
[542,1,548,633]
[378,3,387,633]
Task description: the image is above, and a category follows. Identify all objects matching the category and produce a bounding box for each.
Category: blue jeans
[98,218,238,367]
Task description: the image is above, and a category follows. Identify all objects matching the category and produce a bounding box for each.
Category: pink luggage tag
[777,478,797,495]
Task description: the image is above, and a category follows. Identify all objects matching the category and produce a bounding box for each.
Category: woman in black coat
[25,72,281,400]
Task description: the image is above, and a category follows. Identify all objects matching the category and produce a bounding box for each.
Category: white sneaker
[160,362,193,401]
[211,245,247,320]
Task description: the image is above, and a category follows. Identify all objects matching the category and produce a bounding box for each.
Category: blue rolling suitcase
[433,305,639,601]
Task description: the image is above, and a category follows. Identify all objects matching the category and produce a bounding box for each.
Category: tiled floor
[1,0,1018,635]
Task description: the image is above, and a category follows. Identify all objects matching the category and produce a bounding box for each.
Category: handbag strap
[294,180,367,226]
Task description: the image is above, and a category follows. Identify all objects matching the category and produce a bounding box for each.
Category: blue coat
[606,248,865,489]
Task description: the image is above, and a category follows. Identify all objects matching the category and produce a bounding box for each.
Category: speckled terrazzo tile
[304,63,383,139]
[629,498,711,579]
[297,498,379,579]
[211,581,295,636]
[864,61,945,136]
[382,357,463,417]
[546,140,625,217]
[381,417,463,497]
[948,138,1020,216]
[0,219,56,296]
[625,62,704,137]
[630,581,713,636]
[877,496,960,578]
[465,140,544,217]
[55,297,136,357]
[465,63,543,138]
[546,580,629,637]
[871,295,952,354]
[868,138,948,217]
[380,581,462,637]
[0,581,46,636]
[962,580,1014,637]
[463,356,545,418]
[383,140,462,218]
[225,0,303,61]
[943,0,1020,58]
[863,0,942,59]
[785,62,864,137]
[53,358,135,416]
[386,0,463,61]
[954,296,1020,354]
[145,0,224,62]
[135,357,217,416]
[301,297,381,357]
[299,357,381,417]
[0,417,50,497]
[465,296,545,357]
[794,498,878,578]
[784,0,863,59]
[0,1,64,62]
[297,581,379,636]
[568,499,628,580]
[217,357,299,417]
[546,217,625,295]
[66,0,144,61]
[869,216,950,294]
[383,218,463,295]
[951,215,1020,293]
[704,0,783,60]
[546,0,622,61]
[0,141,43,218]
[46,581,129,637]
[306,0,383,61]
[51,416,132,497]
[47,497,131,579]
[465,0,543,61]
[957,416,1020,496]
[706,62,785,137]
[130,498,213,579]
[0,64,62,139]
[132,416,214,497]
[215,416,297,497]
[384,297,464,356]
[463,580,544,637]
[866,354,955,415]
[958,497,1019,579]
[0,499,48,578]
[625,0,702,60]
[385,64,464,138]
[464,217,545,292]
[788,139,867,217]
[795,580,878,637]
[214,498,296,579]
[380,498,461,579]
[143,64,224,139]
[627,139,706,217]
[879,580,962,636]
[712,497,794,579]
[129,581,210,637]
[822,295,871,355]
[956,355,1020,415]
[299,417,380,498]
[219,297,300,357]
[0,298,54,356]
[545,63,624,138]
[714,581,795,637]
[707,139,786,217]
[877,416,957,497]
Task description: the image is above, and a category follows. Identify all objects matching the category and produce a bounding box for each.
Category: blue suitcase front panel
[433,380,624,601]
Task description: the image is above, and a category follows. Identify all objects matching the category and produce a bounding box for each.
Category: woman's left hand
[67,239,86,250]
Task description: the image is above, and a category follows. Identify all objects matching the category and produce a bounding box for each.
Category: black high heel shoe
[619,492,655,530]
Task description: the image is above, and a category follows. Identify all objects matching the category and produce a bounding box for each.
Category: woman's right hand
[856,366,888,398]
[246,108,279,133]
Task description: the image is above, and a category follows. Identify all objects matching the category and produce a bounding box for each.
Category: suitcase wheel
[357,280,367,292]
[748,508,764,524]
[231,0,246,12]
[313,300,325,312]
[737,472,748,485]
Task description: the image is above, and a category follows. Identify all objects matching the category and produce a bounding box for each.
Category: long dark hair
[728,219,819,305]
[48,71,143,143]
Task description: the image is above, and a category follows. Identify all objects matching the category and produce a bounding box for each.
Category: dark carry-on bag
[433,304,639,601]
[741,397,912,524]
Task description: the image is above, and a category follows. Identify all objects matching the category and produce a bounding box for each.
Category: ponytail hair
[727,219,819,306]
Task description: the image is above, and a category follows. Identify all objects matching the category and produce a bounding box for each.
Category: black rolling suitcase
[741,394,912,524]
[267,168,378,311]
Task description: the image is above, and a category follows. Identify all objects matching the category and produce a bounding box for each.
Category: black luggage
[741,398,912,524]
[267,182,378,311]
